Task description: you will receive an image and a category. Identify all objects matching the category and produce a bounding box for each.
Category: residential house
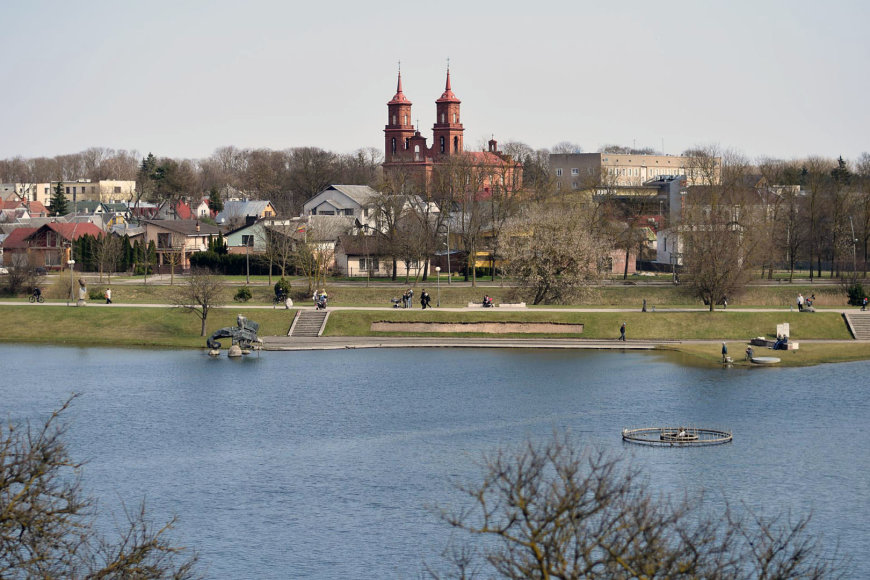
[141,219,222,271]
[215,200,277,228]
[303,185,379,227]
[2,222,104,269]
[333,234,424,279]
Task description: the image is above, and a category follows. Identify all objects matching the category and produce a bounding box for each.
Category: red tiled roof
[2,227,37,249]
[40,222,104,241]
[28,201,49,215]
[174,202,193,220]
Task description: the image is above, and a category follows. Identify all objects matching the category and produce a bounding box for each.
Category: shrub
[846,283,866,306]
[234,286,252,302]
[274,278,291,298]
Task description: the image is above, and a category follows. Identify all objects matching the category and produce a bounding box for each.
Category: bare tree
[680,149,760,310]
[173,267,223,336]
[432,432,845,579]
[0,397,200,578]
[501,200,606,305]
[94,233,124,283]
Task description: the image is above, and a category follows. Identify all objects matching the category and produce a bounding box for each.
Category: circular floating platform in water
[622,427,732,447]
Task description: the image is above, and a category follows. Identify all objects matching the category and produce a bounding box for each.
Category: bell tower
[384,66,415,163]
[432,67,463,156]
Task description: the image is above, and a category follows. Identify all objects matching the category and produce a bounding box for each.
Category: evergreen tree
[208,186,224,213]
[50,181,69,216]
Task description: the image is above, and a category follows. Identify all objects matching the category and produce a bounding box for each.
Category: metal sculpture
[207,315,263,350]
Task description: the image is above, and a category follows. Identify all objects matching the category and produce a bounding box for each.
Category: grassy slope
[325,310,851,340]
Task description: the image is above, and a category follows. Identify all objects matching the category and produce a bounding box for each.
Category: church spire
[388,63,410,105]
[437,65,459,103]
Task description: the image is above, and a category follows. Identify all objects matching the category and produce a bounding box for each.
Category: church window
[439,136,445,154]
[441,113,445,123]
[403,114,407,125]
[391,138,397,154]
[414,145,420,161]
[453,113,457,123]
[392,115,397,125]
[453,136,459,153]
[556,168,562,176]
[405,138,410,150]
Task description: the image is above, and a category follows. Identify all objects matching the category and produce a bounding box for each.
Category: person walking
[619,322,626,341]
[406,288,414,309]
[722,342,728,362]
[420,290,431,309]
[642,298,647,312]
[797,293,804,312]
[105,287,112,304]
[863,297,868,311]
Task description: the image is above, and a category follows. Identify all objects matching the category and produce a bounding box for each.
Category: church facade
[382,68,522,196]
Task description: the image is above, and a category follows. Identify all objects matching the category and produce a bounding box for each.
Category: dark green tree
[208,186,224,213]
[50,181,69,216]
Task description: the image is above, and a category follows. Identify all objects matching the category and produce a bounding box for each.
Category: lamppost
[67,259,75,305]
[435,266,441,307]
[245,235,251,284]
[445,222,451,285]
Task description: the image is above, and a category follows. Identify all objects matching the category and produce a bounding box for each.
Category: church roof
[388,70,412,105]
[436,69,460,104]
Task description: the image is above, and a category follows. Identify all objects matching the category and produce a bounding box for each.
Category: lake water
[2,345,867,578]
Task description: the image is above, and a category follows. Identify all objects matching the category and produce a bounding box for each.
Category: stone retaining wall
[370,321,584,334]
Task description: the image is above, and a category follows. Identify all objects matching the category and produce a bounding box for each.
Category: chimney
[195,220,200,232]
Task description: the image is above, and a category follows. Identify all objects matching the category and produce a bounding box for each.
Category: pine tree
[208,186,224,213]
[50,181,69,216]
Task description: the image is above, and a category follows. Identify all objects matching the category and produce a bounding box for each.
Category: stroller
[482,295,494,308]
[315,295,328,310]
[391,297,402,308]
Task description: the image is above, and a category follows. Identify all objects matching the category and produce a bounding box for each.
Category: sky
[2,0,868,163]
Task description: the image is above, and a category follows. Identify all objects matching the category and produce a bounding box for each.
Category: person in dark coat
[619,322,626,341]
[420,290,431,309]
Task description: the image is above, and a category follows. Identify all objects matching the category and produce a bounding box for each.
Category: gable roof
[30,222,104,241]
[215,200,273,224]
[1,227,37,249]
[142,219,221,236]
[323,185,379,205]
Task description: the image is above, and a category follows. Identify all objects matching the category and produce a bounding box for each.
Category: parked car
[34,267,46,276]
[0,267,8,275]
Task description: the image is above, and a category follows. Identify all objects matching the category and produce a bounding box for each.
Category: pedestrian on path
[619,322,626,341]
[420,290,431,309]
[642,299,647,312]
[105,287,112,304]
[722,342,728,362]
[797,293,804,312]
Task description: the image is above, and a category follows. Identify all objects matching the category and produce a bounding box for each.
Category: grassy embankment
[3,275,866,366]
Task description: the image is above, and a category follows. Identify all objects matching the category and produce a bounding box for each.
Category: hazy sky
[2,0,868,162]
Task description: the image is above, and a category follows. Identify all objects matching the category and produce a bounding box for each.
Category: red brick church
[382,67,522,196]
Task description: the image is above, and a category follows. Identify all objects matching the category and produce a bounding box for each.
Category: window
[404,138,410,150]
[439,136,445,153]
[241,235,254,247]
[359,257,379,271]
[403,114,407,125]
[66,187,70,194]
[343,209,354,216]
[453,113,457,123]
[414,145,420,161]
[392,115,397,125]
[441,113,445,123]
[556,168,563,177]
[114,186,121,193]
[391,137,397,154]
[571,168,579,175]
[157,233,171,248]
[453,136,459,152]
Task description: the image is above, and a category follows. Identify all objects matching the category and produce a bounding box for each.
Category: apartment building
[29,180,137,206]
[550,153,719,190]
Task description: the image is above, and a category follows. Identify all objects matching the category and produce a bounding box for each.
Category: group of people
[391,288,432,309]
[797,293,815,312]
[313,289,328,310]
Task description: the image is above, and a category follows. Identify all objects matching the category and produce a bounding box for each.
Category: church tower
[432,68,464,156]
[384,68,415,163]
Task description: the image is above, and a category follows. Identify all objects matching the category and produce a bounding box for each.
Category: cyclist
[32,287,42,302]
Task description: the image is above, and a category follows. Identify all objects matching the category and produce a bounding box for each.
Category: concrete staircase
[844,312,870,340]
[289,310,328,337]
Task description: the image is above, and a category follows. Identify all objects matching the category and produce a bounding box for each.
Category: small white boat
[751,356,781,365]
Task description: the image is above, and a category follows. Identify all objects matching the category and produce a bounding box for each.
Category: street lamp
[67,259,75,305]
[435,266,441,307]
